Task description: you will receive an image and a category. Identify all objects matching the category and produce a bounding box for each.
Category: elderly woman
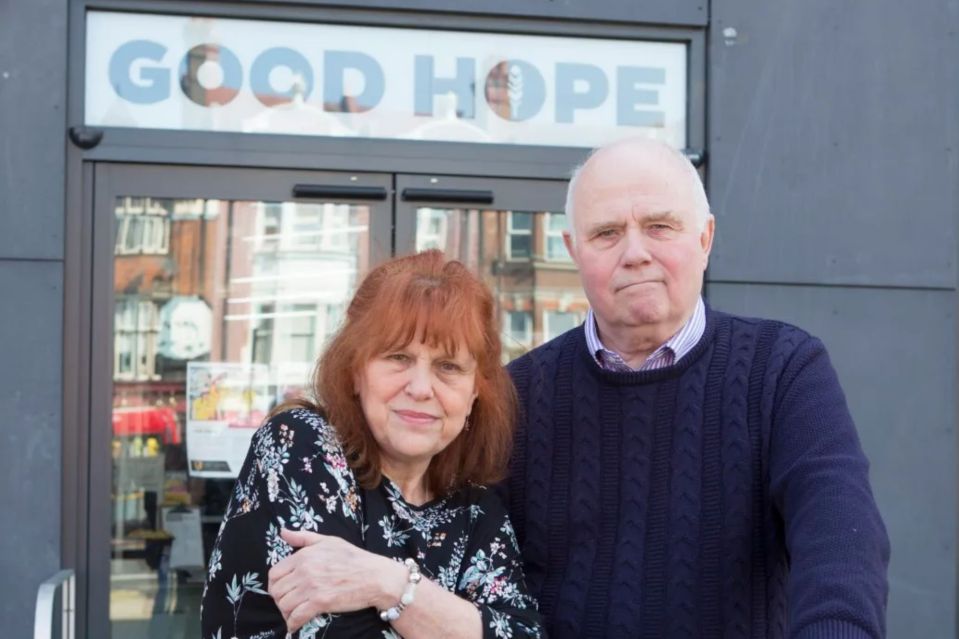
[201,251,542,639]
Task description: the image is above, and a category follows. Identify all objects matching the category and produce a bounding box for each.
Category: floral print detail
[225,572,268,636]
[460,550,507,595]
[436,536,469,591]
[381,480,475,544]
[297,613,338,639]
[460,521,538,610]
[280,477,323,531]
[208,547,222,581]
[378,515,411,548]
[202,408,542,638]
[265,524,291,567]
[253,410,362,532]
[219,459,261,525]
[489,609,514,639]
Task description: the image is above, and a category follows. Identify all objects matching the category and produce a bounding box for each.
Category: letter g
[109,40,170,104]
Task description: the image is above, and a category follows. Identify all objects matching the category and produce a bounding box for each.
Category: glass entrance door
[395,174,587,361]
[85,165,582,638]
[88,164,392,639]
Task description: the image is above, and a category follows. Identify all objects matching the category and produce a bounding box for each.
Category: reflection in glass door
[90,166,390,639]
[398,175,588,362]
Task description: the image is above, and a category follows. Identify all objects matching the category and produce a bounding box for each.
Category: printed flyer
[185,362,273,478]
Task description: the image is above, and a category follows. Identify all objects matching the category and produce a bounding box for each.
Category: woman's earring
[464,415,471,432]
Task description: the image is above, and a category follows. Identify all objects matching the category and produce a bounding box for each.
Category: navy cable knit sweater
[505,308,889,638]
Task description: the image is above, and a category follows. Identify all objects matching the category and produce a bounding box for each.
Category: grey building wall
[0,0,68,638]
[706,0,958,636]
[2,0,956,636]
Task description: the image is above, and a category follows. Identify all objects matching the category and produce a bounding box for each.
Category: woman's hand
[268,529,407,633]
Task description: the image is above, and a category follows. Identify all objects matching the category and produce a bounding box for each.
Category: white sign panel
[163,507,205,570]
[85,11,687,148]
[185,362,273,479]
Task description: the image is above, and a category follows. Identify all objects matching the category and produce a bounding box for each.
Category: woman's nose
[404,363,434,400]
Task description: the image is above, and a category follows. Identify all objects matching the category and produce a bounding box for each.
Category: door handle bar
[292,184,388,200]
[401,188,494,204]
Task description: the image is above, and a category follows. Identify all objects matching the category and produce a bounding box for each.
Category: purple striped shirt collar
[584,297,706,372]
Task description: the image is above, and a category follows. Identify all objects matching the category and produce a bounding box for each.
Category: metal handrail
[33,570,75,639]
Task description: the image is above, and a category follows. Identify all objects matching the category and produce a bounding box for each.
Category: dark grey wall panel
[251,0,708,27]
[707,282,955,639]
[0,0,67,260]
[707,0,958,288]
[1,1,69,635]
[0,260,63,639]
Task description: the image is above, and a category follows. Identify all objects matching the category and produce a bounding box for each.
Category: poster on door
[185,362,274,478]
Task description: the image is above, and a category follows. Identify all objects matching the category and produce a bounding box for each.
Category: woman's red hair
[283,250,516,494]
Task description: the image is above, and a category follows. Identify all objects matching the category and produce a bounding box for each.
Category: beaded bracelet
[379,558,422,622]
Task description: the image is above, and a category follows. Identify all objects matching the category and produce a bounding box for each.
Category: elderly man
[504,138,889,638]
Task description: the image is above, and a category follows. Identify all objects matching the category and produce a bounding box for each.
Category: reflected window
[504,310,533,349]
[544,310,580,340]
[251,304,274,365]
[323,303,345,342]
[544,213,571,262]
[115,197,171,256]
[285,304,318,363]
[256,204,283,252]
[506,211,532,260]
[287,203,354,252]
[416,208,449,252]
[114,298,161,381]
[248,303,318,365]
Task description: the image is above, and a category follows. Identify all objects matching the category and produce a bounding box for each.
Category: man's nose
[621,228,652,266]
[404,362,434,400]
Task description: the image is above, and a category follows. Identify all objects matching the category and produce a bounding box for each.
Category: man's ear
[562,231,578,264]
[700,215,715,268]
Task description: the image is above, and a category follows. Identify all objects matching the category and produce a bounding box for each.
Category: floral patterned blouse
[201,408,543,639]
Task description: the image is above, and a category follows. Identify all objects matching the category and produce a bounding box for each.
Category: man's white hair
[563,139,711,242]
